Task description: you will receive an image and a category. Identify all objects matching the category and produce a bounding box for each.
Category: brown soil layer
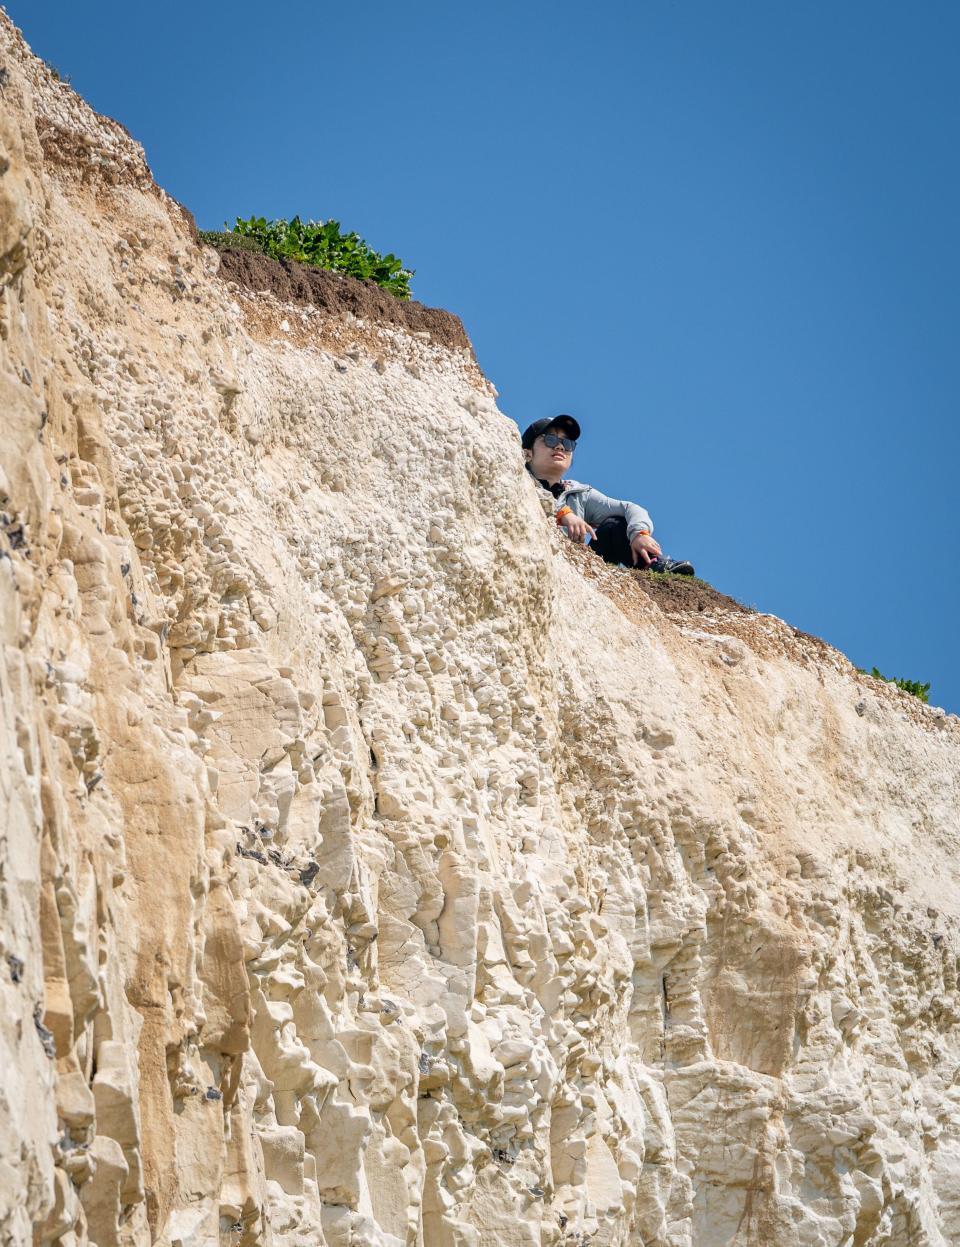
[563,540,846,671]
[216,248,472,353]
[627,569,836,664]
[627,569,757,618]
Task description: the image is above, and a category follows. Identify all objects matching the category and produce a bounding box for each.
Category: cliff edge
[2,15,959,1247]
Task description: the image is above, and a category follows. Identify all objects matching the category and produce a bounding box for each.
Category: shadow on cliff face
[212,245,473,353]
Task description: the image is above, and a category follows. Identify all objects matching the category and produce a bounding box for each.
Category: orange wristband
[555,507,573,525]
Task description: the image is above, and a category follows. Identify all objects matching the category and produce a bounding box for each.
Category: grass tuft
[857,666,931,703]
[197,230,263,254]
[44,61,71,84]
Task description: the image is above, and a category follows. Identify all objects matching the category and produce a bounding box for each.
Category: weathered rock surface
[2,15,960,1247]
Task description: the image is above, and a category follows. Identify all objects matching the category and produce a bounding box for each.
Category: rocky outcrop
[2,15,959,1247]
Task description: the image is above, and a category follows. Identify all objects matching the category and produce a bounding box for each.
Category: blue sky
[11,1,959,711]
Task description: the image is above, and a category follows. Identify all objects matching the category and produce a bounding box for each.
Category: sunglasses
[541,432,577,452]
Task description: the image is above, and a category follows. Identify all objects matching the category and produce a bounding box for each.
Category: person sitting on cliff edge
[521,415,695,575]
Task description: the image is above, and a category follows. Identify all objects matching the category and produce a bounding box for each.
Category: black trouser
[589,516,636,566]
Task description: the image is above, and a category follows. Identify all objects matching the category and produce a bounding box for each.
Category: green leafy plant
[209,216,414,300]
[858,666,931,703]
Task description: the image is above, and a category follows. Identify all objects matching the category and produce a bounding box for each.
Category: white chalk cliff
[2,15,960,1247]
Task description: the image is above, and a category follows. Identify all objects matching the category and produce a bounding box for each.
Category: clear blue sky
[11,1,959,712]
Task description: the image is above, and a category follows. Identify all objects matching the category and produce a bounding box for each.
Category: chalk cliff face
[2,16,960,1247]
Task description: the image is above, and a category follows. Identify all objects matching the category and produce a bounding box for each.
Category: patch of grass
[857,666,931,703]
[197,230,263,254]
[45,62,71,84]
[206,216,415,299]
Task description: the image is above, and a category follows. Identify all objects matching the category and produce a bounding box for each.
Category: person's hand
[560,513,596,544]
[630,532,662,567]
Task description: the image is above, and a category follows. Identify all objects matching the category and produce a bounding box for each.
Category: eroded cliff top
[214,247,473,353]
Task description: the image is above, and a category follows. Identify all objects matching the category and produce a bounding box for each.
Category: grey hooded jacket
[533,475,654,539]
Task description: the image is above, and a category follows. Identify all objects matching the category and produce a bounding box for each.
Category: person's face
[527,426,576,477]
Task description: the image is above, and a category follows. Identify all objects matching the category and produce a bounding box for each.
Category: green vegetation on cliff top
[198,216,414,300]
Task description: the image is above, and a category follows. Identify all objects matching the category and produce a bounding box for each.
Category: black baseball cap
[520,414,581,449]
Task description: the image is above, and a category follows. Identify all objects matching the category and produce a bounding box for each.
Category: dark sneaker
[648,555,695,576]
